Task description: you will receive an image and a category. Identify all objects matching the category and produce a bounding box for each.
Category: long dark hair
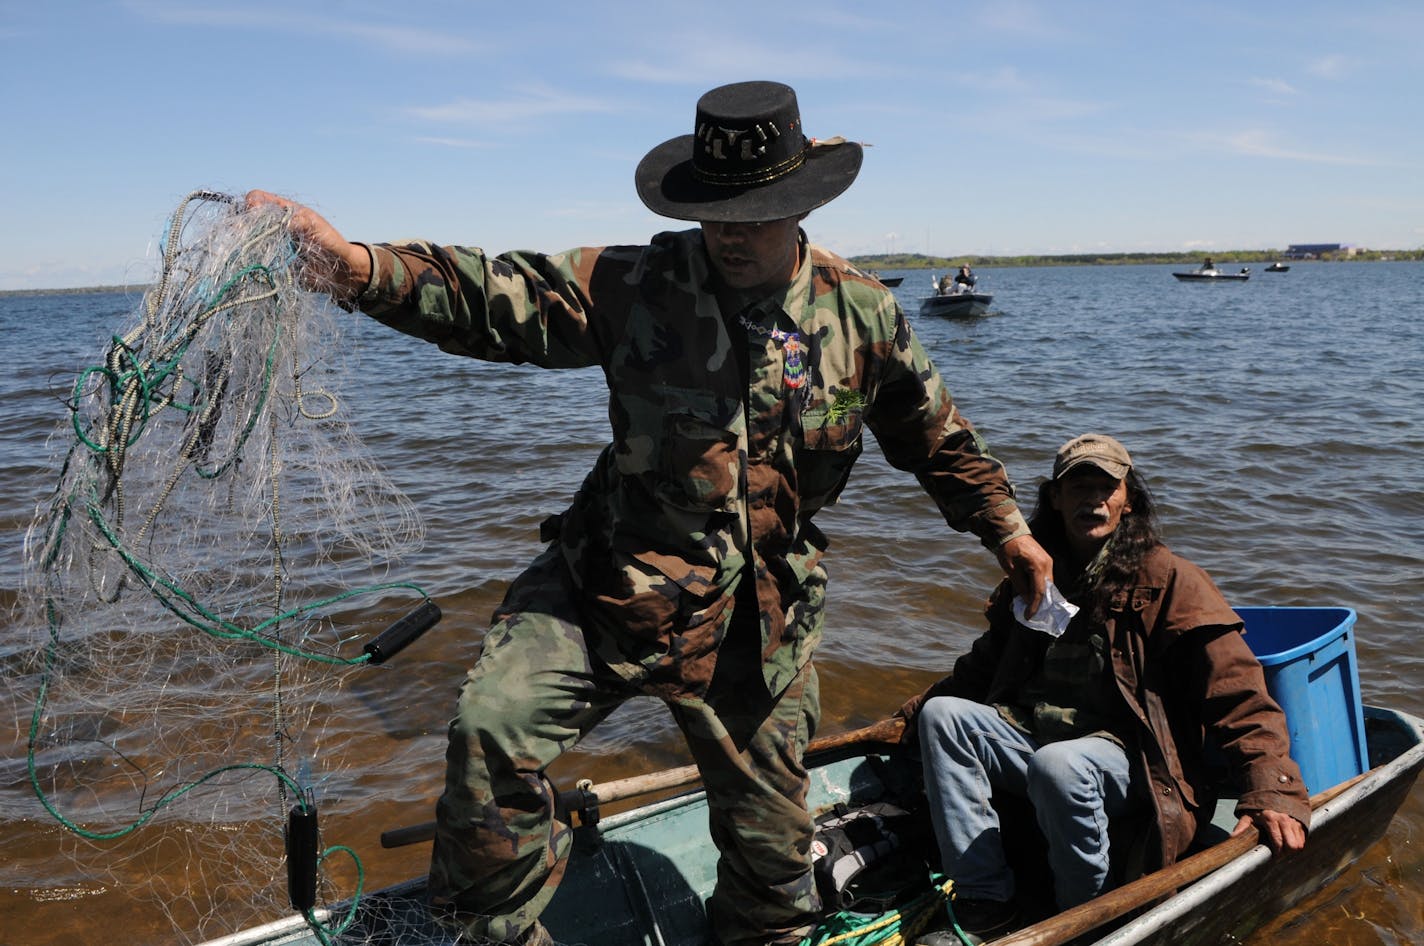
[1029,469,1162,622]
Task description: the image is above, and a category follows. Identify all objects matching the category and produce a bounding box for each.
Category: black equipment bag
[809,800,933,914]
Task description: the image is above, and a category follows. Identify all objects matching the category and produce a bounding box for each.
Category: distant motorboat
[919,290,992,318]
[868,271,903,287]
[1173,266,1251,282]
[1266,262,1290,272]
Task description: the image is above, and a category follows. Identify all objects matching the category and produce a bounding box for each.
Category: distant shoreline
[0,284,150,298]
[848,249,1420,270]
[3,250,1419,296]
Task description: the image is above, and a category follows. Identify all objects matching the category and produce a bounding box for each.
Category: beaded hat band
[636,81,863,223]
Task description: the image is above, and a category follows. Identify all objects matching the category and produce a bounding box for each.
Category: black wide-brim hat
[635,80,863,223]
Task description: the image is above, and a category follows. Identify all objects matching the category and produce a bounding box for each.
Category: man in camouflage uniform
[249,80,1051,946]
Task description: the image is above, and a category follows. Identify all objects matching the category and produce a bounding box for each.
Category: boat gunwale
[1084,705,1424,945]
[196,706,1424,946]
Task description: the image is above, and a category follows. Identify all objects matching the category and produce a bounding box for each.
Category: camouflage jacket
[353,229,1029,698]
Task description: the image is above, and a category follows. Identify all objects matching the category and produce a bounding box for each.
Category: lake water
[2,259,1421,945]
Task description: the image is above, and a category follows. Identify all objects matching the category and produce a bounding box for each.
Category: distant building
[1285,243,1358,259]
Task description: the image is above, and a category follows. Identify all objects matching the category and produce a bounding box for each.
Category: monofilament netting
[18,190,428,944]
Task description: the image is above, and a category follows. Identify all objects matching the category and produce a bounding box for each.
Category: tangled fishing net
[18,191,431,944]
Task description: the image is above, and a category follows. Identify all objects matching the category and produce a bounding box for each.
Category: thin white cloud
[597,19,881,86]
[414,137,495,150]
[1013,96,1109,122]
[325,22,480,56]
[543,200,644,221]
[993,126,1158,163]
[1251,77,1298,96]
[607,59,734,86]
[964,92,1114,141]
[1209,129,1387,167]
[1308,54,1350,79]
[972,0,1069,41]
[609,45,878,86]
[122,1,480,56]
[950,66,1032,93]
[945,66,1106,125]
[406,86,618,126]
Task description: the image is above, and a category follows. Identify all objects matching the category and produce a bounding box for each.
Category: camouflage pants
[428,547,823,945]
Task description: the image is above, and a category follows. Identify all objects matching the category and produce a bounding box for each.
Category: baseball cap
[1053,434,1133,480]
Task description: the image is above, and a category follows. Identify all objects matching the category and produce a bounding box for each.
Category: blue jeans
[918,696,1135,909]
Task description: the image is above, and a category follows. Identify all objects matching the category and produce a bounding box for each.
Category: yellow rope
[812,877,955,946]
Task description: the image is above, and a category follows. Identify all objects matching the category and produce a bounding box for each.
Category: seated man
[954,264,976,290]
[900,434,1309,944]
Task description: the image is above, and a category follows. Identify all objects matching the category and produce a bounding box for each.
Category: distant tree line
[851,249,1424,269]
[0,284,148,297]
[4,247,1422,295]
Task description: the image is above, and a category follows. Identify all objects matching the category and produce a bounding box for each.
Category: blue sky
[2,0,1420,290]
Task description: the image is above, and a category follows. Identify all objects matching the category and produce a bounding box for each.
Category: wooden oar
[380,716,906,850]
[988,770,1367,946]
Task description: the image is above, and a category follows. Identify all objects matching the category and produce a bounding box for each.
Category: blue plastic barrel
[1234,606,1369,796]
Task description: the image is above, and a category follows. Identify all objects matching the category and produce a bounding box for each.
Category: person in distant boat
[937,272,956,295]
[899,434,1308,945]
[248,80,1051,946]
[1201,256,1215,272]
[955,264,976,289]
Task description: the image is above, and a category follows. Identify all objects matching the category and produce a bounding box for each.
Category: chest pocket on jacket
[796,405,864,511]
[655,388,743,513]
[1110,586,1161,614]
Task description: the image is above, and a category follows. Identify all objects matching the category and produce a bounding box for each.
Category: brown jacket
[904,544,1310,871]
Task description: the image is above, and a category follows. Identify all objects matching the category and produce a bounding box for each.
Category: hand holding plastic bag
[1013,581,1079,637]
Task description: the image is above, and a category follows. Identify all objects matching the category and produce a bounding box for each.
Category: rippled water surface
[2,260,1421,944]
